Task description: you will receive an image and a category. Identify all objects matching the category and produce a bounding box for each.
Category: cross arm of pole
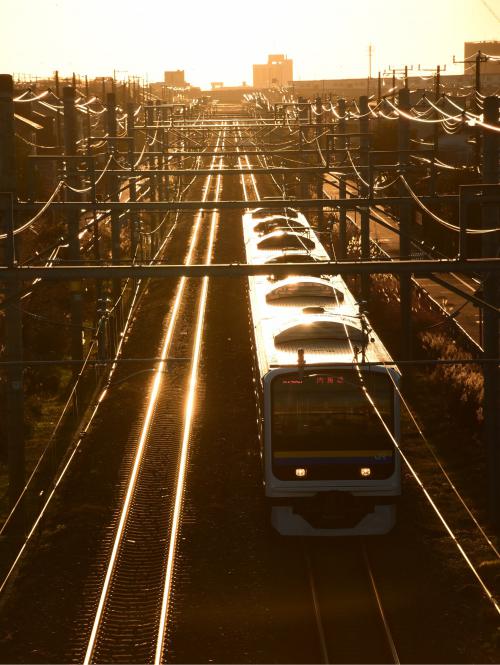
[15,195,459,212]
[424,273,500,315]
[1,258,499,280]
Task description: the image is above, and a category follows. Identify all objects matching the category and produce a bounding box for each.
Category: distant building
[253,54,293,89]
[164,70,187,87]
[211,82,224,89]
[291,72,500,100]
[464,41,500,74]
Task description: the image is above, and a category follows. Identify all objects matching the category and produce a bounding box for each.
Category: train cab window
[270,370,395,480]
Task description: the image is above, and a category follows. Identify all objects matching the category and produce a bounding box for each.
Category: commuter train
[243,207,401,536]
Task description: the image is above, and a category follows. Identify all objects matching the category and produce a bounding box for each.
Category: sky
[0,0,498,89]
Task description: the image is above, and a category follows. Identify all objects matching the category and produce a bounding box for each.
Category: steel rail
[305,549,330,665]
[241,124,398,665]
[155,126,226,665]
[362,542,401,664]
[239,127,333,665]
[83,132,224,664]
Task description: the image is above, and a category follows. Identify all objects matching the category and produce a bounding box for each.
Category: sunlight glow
[1,0,497,88]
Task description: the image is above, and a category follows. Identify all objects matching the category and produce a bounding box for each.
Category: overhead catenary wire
[400,176,500,234]
[0,115,207,571]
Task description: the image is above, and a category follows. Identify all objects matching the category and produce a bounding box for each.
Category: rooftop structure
[253,54,293,89]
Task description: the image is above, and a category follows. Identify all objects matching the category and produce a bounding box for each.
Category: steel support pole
[481,96,500,526]
[148,103,158,256]
[127,103,138,259]
[433,65,440,159]
[163,103,170,202]
[0,75,25,526]
[63,86,83,365]
[54,70,61,149]
[475,53,482,169]
[338,99,347,259]
[299,97,308,200]
[359,95,370,306]
[106,93,121,300]
[398,88,412,359]
[315,97,324,231]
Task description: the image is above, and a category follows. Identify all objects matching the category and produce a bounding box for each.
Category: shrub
[420,331,483,423]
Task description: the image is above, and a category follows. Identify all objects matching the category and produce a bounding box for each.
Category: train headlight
[295,468,307,478]
[360,467,371,478]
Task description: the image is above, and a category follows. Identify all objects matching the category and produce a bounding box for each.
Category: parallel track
[83,128,225,664]
[305,541,400,665]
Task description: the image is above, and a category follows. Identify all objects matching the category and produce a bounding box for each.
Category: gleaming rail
[83,127,226,664]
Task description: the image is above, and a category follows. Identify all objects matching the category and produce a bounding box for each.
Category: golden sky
[1,0,498,88]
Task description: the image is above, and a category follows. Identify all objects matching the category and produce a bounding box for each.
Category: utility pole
[434,65,441,157]
[475,52,487,168]
[315,96,324,231]
[54,70,61,149]
[106,92,121,303]
[475,51,482,98]
[367,44,373,96]
[127,102,138,259]
[398,88,412,360]
[63,86,84,367]
[359,95,370,306]
[338,98,347,259]
[453,51,487,166]
[298,97,309,200]
[481,96,499,526]
[0,75,25,529]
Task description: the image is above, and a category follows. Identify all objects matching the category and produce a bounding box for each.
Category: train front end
[263,365,401,536]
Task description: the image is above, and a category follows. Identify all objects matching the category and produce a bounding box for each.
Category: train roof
[247,207,303,221]
[243,210,397,372]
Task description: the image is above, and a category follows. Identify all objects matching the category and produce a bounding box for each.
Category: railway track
[239,130,402,665]
[305,540,400,665]
[81,128,226,664]
[1,109,495,665]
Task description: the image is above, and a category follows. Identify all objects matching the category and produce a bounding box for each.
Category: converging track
[305,541,400,665]
[0,103,498,665]
[82,129,225,664]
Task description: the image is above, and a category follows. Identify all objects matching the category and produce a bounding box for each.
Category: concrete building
[253,54,293,89]
[292,72,500,101]
[164,70,187,87]
[464,41,500,74]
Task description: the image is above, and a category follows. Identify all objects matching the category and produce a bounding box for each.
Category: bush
[420,331,483,423]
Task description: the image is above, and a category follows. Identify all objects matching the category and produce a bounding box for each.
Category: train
[243,206,401,536]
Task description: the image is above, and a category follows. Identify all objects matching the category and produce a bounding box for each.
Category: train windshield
[271,369,395,480]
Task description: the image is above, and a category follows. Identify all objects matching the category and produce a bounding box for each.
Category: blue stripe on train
[273,456,393,466]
